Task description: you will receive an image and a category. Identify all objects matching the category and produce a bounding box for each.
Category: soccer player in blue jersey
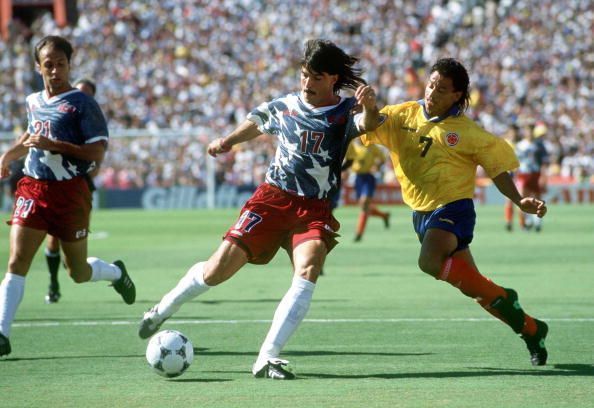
[363,58,549,366]
[139,39,380,379]
[0,36,135,357]
[44,77,99,304]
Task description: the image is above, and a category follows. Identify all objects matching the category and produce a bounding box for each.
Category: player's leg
[504,199,514,231]
[60,239,135,304]
[420,229,547,365]
[138,240,248,339]
[253,238,326,379]
[44,235,61,304]
[0,225,46,356]
[354,194,370,242]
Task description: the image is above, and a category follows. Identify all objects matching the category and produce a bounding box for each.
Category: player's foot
[111,260,135,304]
[535,224,542,233]
[0,332,11,357]
[138,306,169,339]
[44,282,61,304]
[253,358,295,380]
[505,223,512,232]
[521,319,548,366]
[353,234,362,242]
[383,212,391,229]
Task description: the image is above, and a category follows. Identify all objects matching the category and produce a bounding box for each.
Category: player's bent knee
[417,257,440,277]
[67,265,91,283]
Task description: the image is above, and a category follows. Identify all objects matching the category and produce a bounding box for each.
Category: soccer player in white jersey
[139,39,381,379]
[0,36,135,357]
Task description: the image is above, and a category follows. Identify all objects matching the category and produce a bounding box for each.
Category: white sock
[157,262,210,318]
[533,214,542,228]
[0,273,26,338]
[88,257,122,282]
[255,276,315,366]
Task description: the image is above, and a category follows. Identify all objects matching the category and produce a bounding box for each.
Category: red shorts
[516,172,541,194]
[8,176,92,242]
[224,183,340,264]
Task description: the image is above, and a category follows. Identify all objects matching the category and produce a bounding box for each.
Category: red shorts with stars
[8,176,92,242]
[224,183,340,264]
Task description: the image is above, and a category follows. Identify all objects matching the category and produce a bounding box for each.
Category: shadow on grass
[299,363,594,379]
[2,354,143,362]
[195,348,431,358]
[168,378,233,383]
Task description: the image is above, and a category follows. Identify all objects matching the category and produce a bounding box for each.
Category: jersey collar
[417,99,461,123]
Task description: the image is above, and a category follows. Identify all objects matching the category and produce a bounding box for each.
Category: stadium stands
[1,0,592,188]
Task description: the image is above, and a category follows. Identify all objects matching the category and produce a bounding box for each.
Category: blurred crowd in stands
[1,0,592,190]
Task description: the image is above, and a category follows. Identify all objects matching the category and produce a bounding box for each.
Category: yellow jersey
[345,142,385,174]
[362,101,519,211]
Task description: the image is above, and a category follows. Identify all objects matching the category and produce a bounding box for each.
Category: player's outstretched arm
[492,171,547,218]
[207,120,262,157]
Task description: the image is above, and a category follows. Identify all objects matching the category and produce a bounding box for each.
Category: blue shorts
[354,174,377,199]
[412,199,476,251]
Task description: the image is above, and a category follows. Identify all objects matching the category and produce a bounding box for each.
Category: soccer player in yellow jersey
[344,139,390,242]
[362,58,549,366]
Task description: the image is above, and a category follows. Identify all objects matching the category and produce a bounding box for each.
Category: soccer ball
[146,330,194,378]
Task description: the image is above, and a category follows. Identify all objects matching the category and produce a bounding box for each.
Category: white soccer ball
[146,330,194,378]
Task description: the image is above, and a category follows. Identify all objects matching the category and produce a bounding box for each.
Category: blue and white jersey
[516,138,548,173]
[248,92,361,199]
[23,89,108,181]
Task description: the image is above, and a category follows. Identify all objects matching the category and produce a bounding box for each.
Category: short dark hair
[34,35,74,64]
[430,58,470,112]
[301,39,366,93]
[74,78,97,95]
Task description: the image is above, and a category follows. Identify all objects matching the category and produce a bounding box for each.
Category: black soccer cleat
[45,282,61,304]
[383,212,391,229]
[521,319,549,366]
[0,332,11,357]
[111,260,136,304]
[253,359,296,380]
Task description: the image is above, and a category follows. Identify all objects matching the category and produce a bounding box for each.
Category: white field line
[12,317,594,328]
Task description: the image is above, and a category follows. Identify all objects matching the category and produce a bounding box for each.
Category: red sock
[438,257,506,306]
[439,258,538,336]
[504,201,513,224]
[522,315,537,336]
[356,213,368,236]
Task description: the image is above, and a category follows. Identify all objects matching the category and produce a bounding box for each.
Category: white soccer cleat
[138,306,168,339]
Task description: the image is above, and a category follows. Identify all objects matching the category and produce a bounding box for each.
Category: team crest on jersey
[445,132,460,146]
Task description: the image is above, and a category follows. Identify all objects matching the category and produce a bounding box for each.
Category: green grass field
[0,204,593,408]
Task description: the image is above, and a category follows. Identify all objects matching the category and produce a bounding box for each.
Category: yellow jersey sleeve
[362,102,519,211]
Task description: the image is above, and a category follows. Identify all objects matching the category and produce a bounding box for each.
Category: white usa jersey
[24,89,108,181]
[248,92,361,199]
